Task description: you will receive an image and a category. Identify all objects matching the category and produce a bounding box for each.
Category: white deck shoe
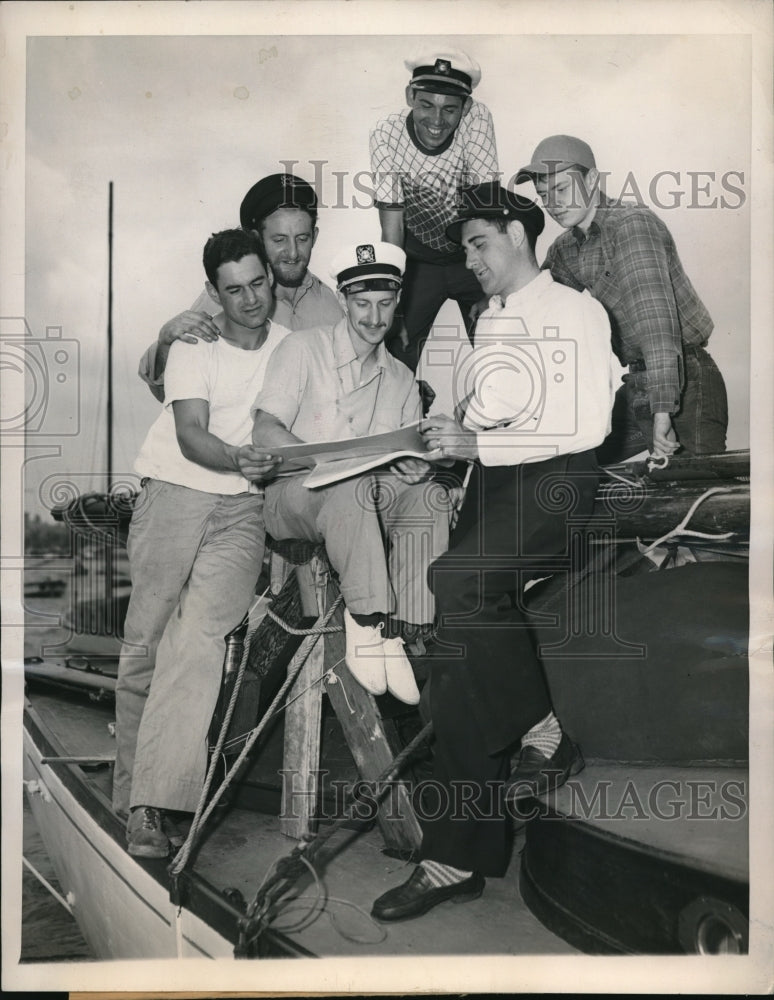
[382,636,421,705]
[343,608,387,695]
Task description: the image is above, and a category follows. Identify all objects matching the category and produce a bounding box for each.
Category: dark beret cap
[239,173,318,230]
[446,181,545,245]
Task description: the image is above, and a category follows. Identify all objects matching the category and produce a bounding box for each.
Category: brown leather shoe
[371,866,485,922]
[126,806,169,859]
[119,807,184,848]
[504,732,584,803]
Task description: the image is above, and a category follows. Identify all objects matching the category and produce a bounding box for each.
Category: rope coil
[266,606,342,636]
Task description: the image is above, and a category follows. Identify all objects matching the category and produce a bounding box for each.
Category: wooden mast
[107,180,113,492]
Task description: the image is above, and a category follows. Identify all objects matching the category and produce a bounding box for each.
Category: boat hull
[22,711,234,959]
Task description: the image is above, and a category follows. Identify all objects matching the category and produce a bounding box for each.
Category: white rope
[601,466,642,487]
[22,855,73,914]
[647,454,670,473]
[639,486,738,554]
[168,592,343,877]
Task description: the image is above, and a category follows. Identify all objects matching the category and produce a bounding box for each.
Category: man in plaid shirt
[369,49,499,371]
[517,135,728,461]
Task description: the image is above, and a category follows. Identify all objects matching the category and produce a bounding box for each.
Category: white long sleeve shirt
[461,271,620,466]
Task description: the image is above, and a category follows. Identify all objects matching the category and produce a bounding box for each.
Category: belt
[628,359,646,373]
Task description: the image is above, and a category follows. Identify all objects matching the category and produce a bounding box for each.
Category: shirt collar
[274,269,315,304]
[487,270,554,313]
[332,317,389,371]
[571,194,615,244]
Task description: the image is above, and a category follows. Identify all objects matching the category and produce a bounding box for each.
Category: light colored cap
[516,135,596,183]
[404,49,481,95]
[330,241,406,292]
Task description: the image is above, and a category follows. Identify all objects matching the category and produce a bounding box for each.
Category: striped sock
[521,711,562,758]
[421,859,472,887]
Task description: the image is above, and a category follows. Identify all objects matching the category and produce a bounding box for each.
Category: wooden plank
[278,560,325,840]
[321,586,422,855]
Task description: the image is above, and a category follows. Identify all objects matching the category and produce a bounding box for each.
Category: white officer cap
[404,48,482,95]
[330,242,406,293]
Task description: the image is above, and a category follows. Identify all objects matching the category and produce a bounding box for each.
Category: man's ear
[405,84,416,108]
[311,226,319,249]
[461,96,473,117]
[505,219,526,249]
[336,289,348,314]
[205,280,222,305]
[585,167,600,194]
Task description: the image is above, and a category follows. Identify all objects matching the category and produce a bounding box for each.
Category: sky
[16,27,755,517]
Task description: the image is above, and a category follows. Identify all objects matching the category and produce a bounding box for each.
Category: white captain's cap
[405,49,481,96]
[330,242,406,293]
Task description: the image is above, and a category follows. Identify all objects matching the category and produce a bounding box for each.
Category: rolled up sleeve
[138,342,166,403]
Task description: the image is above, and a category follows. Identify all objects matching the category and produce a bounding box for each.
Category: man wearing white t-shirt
[113,229,287,858]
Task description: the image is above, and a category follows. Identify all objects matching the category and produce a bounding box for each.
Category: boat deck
[23,686,576,958]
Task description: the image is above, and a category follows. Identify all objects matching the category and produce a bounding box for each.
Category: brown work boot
[126,806,170,858]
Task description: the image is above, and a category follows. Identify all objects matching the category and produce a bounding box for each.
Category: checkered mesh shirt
[543,197,714,414]
[369,100,498,256]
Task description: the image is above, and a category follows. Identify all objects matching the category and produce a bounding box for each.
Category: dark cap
[446,182,545,245]
[239,173,318,230]
[516,135,596,184]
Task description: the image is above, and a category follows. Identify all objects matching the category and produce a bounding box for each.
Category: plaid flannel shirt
[369,100,498,258]
[543,196,713,415]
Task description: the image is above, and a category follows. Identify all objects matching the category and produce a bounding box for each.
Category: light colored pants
[263,472,450,625]
[112,480,265,815]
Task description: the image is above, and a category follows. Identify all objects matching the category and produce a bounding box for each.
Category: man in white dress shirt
[371,182,617,922]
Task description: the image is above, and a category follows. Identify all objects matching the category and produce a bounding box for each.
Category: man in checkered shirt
[518,135,728,462]
[369,49,499,371]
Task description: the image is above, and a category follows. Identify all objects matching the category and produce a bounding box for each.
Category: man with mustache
[251,241,451,706]
[138,173,343,401]
[369,49,499,371]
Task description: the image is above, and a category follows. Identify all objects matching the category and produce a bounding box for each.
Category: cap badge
[434,58,451,74]
[356,244,376,264]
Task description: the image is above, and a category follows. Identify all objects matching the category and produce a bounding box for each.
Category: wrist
[225,443,241,471]
[158,323,175,347]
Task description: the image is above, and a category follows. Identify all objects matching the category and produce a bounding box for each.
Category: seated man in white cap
[369,49,499,371]
[251,242,451,705]
[138,173,343,402]
[516,135,728,462]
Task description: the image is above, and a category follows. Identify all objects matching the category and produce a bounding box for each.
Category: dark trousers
[417,451,599,875]
[388,256,484,372]
[596,345,729,464]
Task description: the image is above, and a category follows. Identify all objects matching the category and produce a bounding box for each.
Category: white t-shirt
[135,323,289,494]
